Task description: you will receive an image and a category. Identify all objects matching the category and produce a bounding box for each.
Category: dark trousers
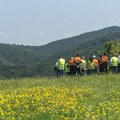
[58,69,64,76]
[94,67,98,74]
[55,70,59,77]
[118,63,120,73]
[101,63,108,73]
[75,66,80,76]
[87,69,94,76]
[99,64,103,73]
[70,65,75,75]
[111,66,118,74]
[81,68,86,76]
[66,72,70,75]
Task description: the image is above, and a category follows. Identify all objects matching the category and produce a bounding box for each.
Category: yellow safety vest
[55,62,58,68]
[111,57,118,66]
[80,59,86,68]
[88,60,94,70]
[58,58,65,70]
[65,63,70,73]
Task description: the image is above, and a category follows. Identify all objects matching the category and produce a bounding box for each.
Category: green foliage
[0,26,120,77]
[104,40,120,56]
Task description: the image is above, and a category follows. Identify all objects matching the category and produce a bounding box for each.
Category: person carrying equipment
[93,55,99,74]
[69,57,75,75]
[54,61,58,77]
[110,54,119,74]
[87,57,94,75]
[65,61,70,75]
[58,56,65,76]
[73,54,82,76]
[80,56,86,76]
[101,53,109,74]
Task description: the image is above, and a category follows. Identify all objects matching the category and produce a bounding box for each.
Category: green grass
[0,74,120,120]
[0,74,119,90]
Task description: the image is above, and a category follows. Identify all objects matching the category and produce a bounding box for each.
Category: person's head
[89,57,93,61]
[59,56,61,59]
[76,54,79,57]
[104,53,106,56]
[113,54,116,57]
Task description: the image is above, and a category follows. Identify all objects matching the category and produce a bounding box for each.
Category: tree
[104,40,120,56]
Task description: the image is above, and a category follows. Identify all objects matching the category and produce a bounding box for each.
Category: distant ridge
[0,26,120,77]
[47,26,120,44]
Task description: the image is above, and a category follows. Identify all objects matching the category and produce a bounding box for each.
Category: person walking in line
[54,61,58,77]
[87,57,94,76]
[58,56,65,76]
[65,61,70,75]
[93,55,99,74]
[98,55,103,74]
[101,53,109,74]
[80,56,86,76]
[110,54,119,74]
[118,52,120,73]
[73,54,82,76]
[69,57,75,75]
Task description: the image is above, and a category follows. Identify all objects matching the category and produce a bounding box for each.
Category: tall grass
[0,74,120,120]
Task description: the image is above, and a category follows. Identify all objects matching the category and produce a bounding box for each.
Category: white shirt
[118,55,120,63]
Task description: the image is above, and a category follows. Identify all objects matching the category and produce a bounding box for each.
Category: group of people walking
[54,52,120,77]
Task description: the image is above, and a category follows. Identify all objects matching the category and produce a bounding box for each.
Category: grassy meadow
[0,74,120,120]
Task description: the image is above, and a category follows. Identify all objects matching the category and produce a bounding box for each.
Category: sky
[0,0,120,46]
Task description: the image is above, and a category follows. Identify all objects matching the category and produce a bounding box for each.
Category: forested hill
[0,26,120,77]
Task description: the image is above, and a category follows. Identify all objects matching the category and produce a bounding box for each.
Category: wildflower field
[0,74,120,120]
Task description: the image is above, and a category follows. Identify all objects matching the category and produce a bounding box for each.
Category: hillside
[0,26,120,77]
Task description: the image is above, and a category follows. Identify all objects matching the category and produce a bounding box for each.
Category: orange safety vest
[93,59,99,67]
[69,59,74,65]
[101,56,108,63]
[73,57,81,64]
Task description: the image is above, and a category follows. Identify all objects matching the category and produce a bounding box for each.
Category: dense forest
[0,26,120,78]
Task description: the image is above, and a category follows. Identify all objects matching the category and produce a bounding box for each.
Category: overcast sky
[0,0,120,46]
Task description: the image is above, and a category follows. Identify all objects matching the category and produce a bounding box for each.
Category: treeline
[0,26,120,78]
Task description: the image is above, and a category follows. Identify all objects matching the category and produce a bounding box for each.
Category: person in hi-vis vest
[58,56,65,76]
[118,52,120,73]
[110,54,119,74]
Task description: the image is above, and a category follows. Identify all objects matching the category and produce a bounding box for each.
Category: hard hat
[82,56,85,59]
[93,55,96,58]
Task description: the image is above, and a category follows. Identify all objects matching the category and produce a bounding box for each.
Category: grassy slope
[0,74,120,120]
[0,74,119,90]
